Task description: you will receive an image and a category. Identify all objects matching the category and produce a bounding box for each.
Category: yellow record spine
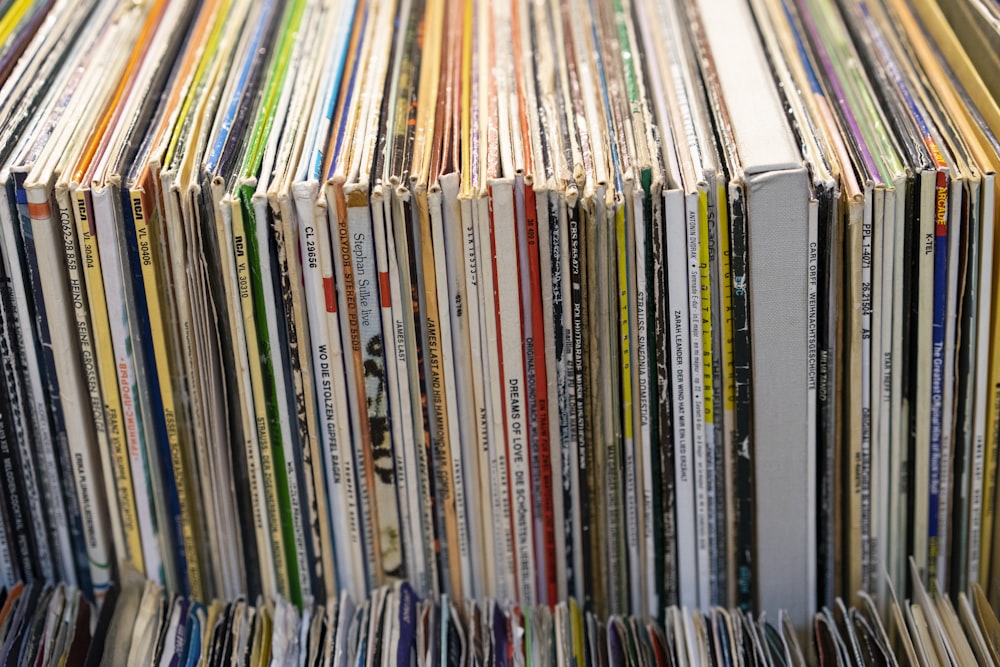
[56,185,125,563]
[616,196,635,611]
[717,184,735,417]
[698,188,717,600]
[717,181,737,605]
[698,191,714,448]
[0,0,35,47]
[618,205,633,446]
[129,185,204,601]
[72,188,144,572]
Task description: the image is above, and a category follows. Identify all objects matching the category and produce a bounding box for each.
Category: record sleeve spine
[615,194,639,612]
[35,182,113,599]
[0,192,56,583]
[928,171,949,580]
[330,183,381,587]
[665,188,696,609]
[243,185,312,604]
[523,179,558,605]
[420,186,466,601]
[726,183,753,611]
[489,178,537,605]
[229,194,293,600]
[56,181,124,569]
[684,191,710,608]
[650,185,676,612]
[128,183,203,601]
[373,189,423,595]
[294,183,366,599]
[13,172,80,588]
[0,295,40,581]
[76,186,144,572]
[271,191,332,599]
[970,174,996,585]
[698,187,720,604]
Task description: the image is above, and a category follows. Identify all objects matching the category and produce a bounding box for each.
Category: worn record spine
[54,182,125,567]
[912,169,936,580]
[581,197,608,615]
[0,180,58,584]
[491,177,538,605]
[391,190,441,597]
[859,189,876,593]
[459,190,496,600]
[633,183,656,616]
[346,187,404,584]
[0,424,16,586]
[237,187,308,606]
[952,175,979,592]
[928,170,949,580]
[376,191,422,596]
[684,190,709,608]
[127,182,203,599]
[816,180,839,605]
[939,176,964,588]
[969,173,995,586]
[33,182,114,599]
[71,186,143,574]
[712,179,735,607]
[14,173,87,590]
[547,190,576,601]
[0,290,38,581]
[846,150,872,599]
[117,179,200,596]
[402,190,447,594]
[295,182,366,598]
[664,188,696,609]
[208,170,277,600]
[882,178,900,600]
[442,174,485,603]
[285,188,335,598]
[566,196,592,608]
[697,187,720,604]
[887,175,907,593]
[244,185,313,603]
[520,176,557,605]
[269,191,330,600]
[330,183,382,587]
[474,188,516,601]
[421,185,467,601]
[727,183,753,610]
[2,226,35,590]
[597,194,623,617]
[533,184,566,605]
[614,194,638,612]
[372,186,420,592]
[228,193,292,599]
[650,183,676,613]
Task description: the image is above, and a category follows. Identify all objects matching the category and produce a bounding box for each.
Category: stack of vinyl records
[0,0,999,661]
